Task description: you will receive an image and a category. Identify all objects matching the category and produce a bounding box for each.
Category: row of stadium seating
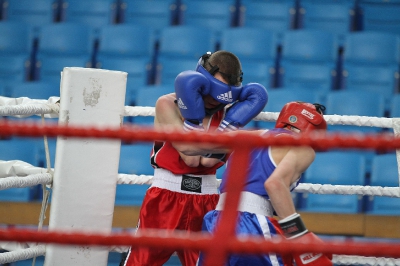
[1,0,400,36]
[0,137,399,215]
[0,20,399,107]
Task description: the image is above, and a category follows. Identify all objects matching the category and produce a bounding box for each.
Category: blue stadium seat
[0,21,34,83]
[279,62,337,92]
[8,80,60,99]
[359,1,400,35]
[390,94,400,118]
[0,138,43,202]
[179,0,236,35]
[2,0,59,33]
[116,143,154,205]
[281,29,339,65]
[341,32,400,107]
[119,0,178,34]
[37,138,57,168]
[325,89,383,171]
[132,85,173,125]
[343,65,398,109]
[95,23,156,102]
[239,1,296,34]
[60,0,118,31]
[0,138,41,166]
[155,25,216,85]
[325,90,386,134]
[35,22,96,56]
[0,54,31,84]
[257,87,323,129]
[96,24,155,59]
[0,83,5,96]
[158,25,216,60]
[219,27,279,88]
[0,0,5,19]
[14,255,45,265]
[108,252,124,266]
[96,57,151,105]
[35,55,92,83]
[164,254,182,266]
[219,27,278,60]
[300,151,366,214]
[298,1,355,40]
[33,22,95,82]
[0,21,34,55]
[239,60,276,89]
[0,185,41,202]
[278,29,339,91]
[367,154,400,215]
[156,57,198,86]
[119,143,154,175]
[343,31,400,64]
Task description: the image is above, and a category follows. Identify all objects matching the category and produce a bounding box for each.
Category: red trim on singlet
[151,109,228,175]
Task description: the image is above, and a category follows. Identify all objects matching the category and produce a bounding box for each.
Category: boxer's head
[196,51,243,108]
[275,102,327,132]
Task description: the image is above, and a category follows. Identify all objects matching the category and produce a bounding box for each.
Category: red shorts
[123,186,219,266]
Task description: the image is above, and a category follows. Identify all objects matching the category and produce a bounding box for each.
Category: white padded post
[44,67,127,266]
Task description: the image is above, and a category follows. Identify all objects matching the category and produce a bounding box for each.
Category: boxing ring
[0,67,400,265]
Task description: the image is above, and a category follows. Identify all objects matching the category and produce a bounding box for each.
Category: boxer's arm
[266,144,332,265]
[199,154,226,167]
[155,93,202,167]
[176,130,263,156]
[218,83,268,131]
[264,145,315,219]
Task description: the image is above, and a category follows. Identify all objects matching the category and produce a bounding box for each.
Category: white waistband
[216,191,274,217]
[152,168,219,195]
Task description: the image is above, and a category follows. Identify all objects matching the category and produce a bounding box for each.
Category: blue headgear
[195,52,243,105]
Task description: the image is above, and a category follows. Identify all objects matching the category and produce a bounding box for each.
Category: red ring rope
[0,228,400,258]
[0,120,398,151]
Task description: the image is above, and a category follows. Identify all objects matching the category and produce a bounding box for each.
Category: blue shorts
[197,210,285,266]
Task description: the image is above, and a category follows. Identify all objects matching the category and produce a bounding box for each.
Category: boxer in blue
[187,102,332,266]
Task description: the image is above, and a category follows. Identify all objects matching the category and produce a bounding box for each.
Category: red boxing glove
[278,213,332,266]
[292,233,332,266]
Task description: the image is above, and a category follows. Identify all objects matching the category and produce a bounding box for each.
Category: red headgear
[275,102,327,132]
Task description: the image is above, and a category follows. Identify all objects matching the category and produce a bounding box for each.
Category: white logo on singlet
[178,98,187,109]
[300,253,322,264]
[216,91,233,102]
[301,109,315,120]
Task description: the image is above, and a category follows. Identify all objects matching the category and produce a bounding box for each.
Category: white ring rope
[0,96,60,118]
[117,173,153,185]
[2,165,399,198]
[2,244,400,265]
[253,111,395,128]
[295,183,400,197]
[0,245,46,264]
[0,96,396,128]
[333,255,400,266]
[0,174,52,190]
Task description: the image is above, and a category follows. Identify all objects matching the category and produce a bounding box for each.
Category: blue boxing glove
[175,70,211,131]
[218,83,268,132]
